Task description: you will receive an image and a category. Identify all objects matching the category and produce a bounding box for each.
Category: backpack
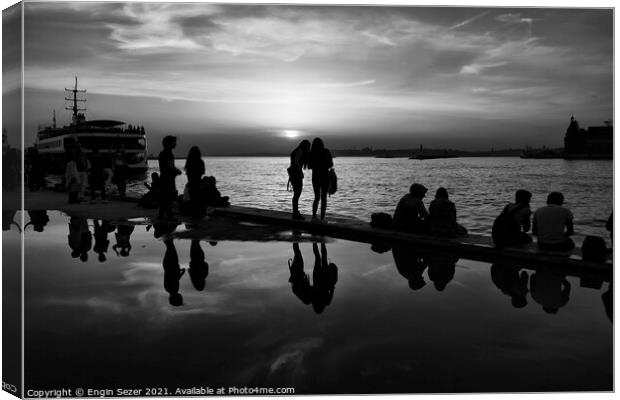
[370,212,393,229]
[492,203,526,248]
[327,168,337,196]
[582,235,607,262]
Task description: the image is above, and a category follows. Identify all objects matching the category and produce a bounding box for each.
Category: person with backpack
[308,138,333,222]
[492,189,533,247]
[533,192,575,251]
[288,140,310,220]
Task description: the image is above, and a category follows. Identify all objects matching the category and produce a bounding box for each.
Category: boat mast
[65,76,86,125]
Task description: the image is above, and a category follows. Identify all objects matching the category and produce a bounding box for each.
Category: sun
[282,129,300,139]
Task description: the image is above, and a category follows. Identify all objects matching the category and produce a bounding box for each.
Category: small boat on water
[520,146,563,159]
[35,77,148,173]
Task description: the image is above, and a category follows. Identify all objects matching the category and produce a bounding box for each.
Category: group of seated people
[138,172,230,213]
[382,183,582,252]
[389,183,468,237]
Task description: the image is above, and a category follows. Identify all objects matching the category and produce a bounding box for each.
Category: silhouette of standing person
[68,216,91,262]
[288,140,311,220]
[163,238,185,307]
[88,147,107,203]
[288,242,311,305]
[158,136,181,220]
[93,220,114,262]
[184,146,206,216]
[308,138,333,222]
[189,240,209,291]
[311,242,338,313]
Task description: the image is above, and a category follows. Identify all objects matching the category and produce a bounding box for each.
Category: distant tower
[52,109,56,129]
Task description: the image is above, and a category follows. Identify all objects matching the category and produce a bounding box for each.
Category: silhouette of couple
[154,220,211,306]
[288,138,333,222]
[391,245,459,291]
[287,242,338,313]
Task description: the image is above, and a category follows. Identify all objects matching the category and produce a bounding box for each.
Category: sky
[3,2,614,154]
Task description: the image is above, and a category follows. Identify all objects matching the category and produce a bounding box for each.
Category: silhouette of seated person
[189,240,209,291]
[200,176,230,207]
[506,189,534,245]
[311,242,338,314]
[392,245,429,290]
[163,238,185,307]
[602,283,612,322]
[530,271,571,314]
[93,220,115,262]
[393,183,430,234]
[428,187,467,237]
[490,264,529,308]
[2,210,21,232]
[426,253,459,291]
[113,225,135,257]
[533,192,575,251]
[288,242,312,305]
[138,172,160,208]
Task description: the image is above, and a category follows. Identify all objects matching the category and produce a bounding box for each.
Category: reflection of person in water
[68,217,92,262]
[426,253,458,291]
[392,245,428,290]
[490,264,529,308]
[189,240,209,291]
[311,243,338,314]
[93,220,115,262]
[2,210,21,232]
[602,283,612,322]
[530,271,571,314]
[288,242,312,305]
[163,238,185,307]
[25,210,49,232]
[113,225,135,257]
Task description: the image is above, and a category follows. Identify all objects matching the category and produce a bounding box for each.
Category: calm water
[9,211,611,393]
[130,157,613,243]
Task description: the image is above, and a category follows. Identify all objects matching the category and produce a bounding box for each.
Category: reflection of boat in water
[35,77,148,173]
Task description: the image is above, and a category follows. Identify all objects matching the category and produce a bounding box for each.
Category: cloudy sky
[6,2,614,154]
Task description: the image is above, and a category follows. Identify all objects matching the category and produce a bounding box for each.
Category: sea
[128,156,613,243]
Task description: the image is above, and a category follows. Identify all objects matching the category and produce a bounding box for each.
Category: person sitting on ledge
[533,192,575,251]
[428,187,467,237]
[506,189,533,244]
[393,183,430,234]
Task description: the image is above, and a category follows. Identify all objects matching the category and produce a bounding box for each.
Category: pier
[13,190,612,282]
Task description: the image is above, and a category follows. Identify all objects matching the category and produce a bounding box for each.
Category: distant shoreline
[147,148,528,159]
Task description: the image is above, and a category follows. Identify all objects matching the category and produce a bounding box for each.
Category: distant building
[564,116,613,159]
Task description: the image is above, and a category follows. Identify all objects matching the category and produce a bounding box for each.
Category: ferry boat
[35,77,148,173]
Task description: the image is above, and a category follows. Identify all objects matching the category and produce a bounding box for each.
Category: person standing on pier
[288,140,310,220]
[308,138,333,222]
[158,136,181,220]
[184,146,206,216]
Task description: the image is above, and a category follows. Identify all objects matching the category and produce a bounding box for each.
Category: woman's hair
[291,140,311,168]
[435,187,449,199]
[185,146,202,170]
[309,138,325,168]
